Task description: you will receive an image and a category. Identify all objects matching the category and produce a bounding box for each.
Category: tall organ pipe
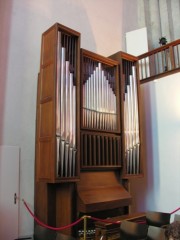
[56,33,77,178]
[124,64,140,174]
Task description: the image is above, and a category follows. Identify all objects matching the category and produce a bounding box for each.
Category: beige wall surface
[0,0,138,236]
[130,73,180,221]
[1,0,179,237]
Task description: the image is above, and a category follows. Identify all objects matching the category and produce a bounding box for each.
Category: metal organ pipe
[83,61,117,131]
[124,64,140,174]
[56,32,77,178]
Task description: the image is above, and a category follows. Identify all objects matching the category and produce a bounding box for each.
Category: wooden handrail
[138,39,180,59]
[137,39,180,83]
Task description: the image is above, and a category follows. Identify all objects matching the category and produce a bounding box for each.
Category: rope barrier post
[83,215,87,240]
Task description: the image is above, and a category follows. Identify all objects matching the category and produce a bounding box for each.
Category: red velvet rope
[23,200,83,231]
[170,207,180,215]
[23,199,180,231]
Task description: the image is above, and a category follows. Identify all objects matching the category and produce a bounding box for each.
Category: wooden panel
[77,171,132,213]
[37,139,53,180]
[34,182,56,225]
[40,64,54,100]
[78,171,121,188]
[77,186,132,213]
[34,182,49,223]
[41,26,56,66]
[39,101,54,137]
[56,183,76,235]
[36,24,56,183]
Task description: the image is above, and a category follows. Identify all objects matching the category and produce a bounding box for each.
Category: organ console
[35,23,143,237]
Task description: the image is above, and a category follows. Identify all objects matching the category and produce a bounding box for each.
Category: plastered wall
[0,0,138,236]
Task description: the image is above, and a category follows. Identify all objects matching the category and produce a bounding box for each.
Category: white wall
[130,73,180,221]
[137,0,180,49]
[126,27,148,55]
[2,0,179,236]
[0,0,138,236]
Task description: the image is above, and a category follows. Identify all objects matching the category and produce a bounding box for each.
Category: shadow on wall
[130,82,160,213]
[0,0,13,144]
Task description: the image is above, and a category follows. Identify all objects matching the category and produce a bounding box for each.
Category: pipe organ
[35,23,143,237]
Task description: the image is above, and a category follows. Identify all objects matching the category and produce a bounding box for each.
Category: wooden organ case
[35,23,143,238]
[109,51,143,178]
[35,23,80,235]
